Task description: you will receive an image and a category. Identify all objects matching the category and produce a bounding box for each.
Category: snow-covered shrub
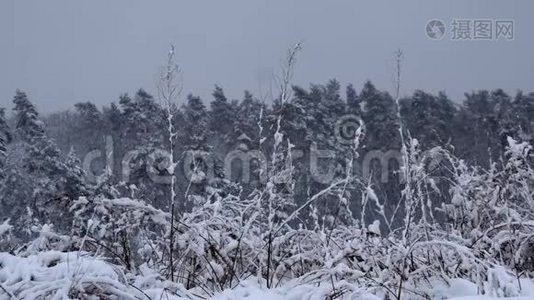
[17,223,74,255]
[171,187,260,291]
[443,137,534,275]
[0,251,127,299]
[0,219,13,252]
[0,251,192,300]
[70,196,169,271]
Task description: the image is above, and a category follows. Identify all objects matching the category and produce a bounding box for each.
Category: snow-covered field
[1,251,534,300]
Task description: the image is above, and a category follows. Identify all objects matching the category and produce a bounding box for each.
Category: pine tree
[13,90,62,175]
[0,169,32,234]
[361,81,400,150]
[400,90,456,148]
[321,79,347,148]
[111,90,169,205]
[75,101,102,125]
[359,81,401,222]
[12,90,81,225]
[119,89,165,147]
[182,94,210,151]
[209,85,235,141]
[456,90,514,166]
[346,84,361,116]
[43,110,77,154]
[13,90,45,142]
[104,102,122,132]
[0,108,12,179]
[73,101,104,154]
[235,90,265,147]
[513,92,534,143]
[491,89,516,153]
[322,79,345,116]
[63,147,88,200]
[289,84,320,145]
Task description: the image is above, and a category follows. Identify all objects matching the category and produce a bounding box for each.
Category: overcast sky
[1,0,533,113]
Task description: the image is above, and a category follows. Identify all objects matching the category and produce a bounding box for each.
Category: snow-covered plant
[70,196,169,272]
[0,219,13,252]
[0,250,193,300]
[171,185,260,292]
[258,43,302,288]
[17,223,74,255]
[157,44,182,281]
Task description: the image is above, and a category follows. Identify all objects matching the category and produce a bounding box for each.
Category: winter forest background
[2,0,534,293]
[1,42,534,299]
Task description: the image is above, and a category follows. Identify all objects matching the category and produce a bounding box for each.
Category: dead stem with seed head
[157,44,183,281]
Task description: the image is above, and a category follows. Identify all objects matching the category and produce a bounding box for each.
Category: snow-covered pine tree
[457,90,515,166]
[361,81,400,151]
[13,90,45,141]
[63,147,88,200]
[12,90,85,230]
[513,92,534,144]
[13,90,62,177]
[209,85,236,143]
[359,81,401,225]
[115,89,169,206]
[73,101,104,151]
[0,107,11,179]
[182,94,210,151]
[0,105,30,235]
[399,90,456,148]
[346,83,362,116]
[235,90,265,146]
[119,89,166,148]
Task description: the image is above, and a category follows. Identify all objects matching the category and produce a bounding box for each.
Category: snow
[449,298,530,300]
[1,251,534,299]
[400,277,534,300]
[0,220,11,237]
[211,280,380,300]
[0,251,190,300]
[367,220,381,235]
[0,251,124,299]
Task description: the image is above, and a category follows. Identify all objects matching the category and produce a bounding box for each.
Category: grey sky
[1,0,533,113]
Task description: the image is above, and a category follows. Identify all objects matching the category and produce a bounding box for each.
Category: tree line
[1,82,533,234]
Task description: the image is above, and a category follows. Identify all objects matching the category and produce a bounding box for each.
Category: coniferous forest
[1,22,534,299]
